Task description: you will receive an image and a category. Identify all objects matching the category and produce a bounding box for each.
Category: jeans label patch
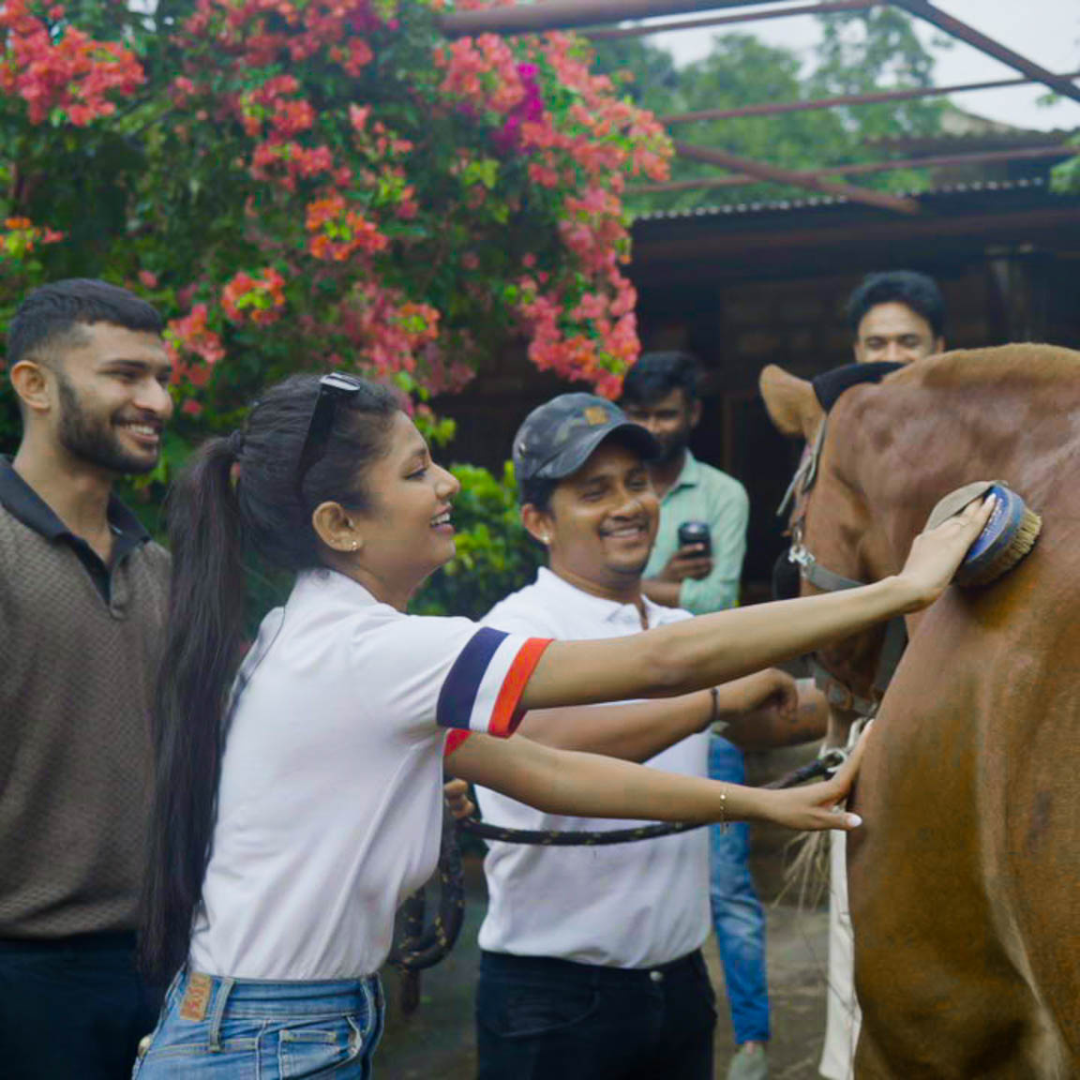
[180,973,213,1022]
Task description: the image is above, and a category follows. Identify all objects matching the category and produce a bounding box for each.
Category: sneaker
[727,1042,768,1080]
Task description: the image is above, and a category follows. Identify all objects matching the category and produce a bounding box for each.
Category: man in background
[0,279,173,1078]
[621,351,748,616]
[819,268,946,1080]
[847,270,945,366]
[621,353,767,1080]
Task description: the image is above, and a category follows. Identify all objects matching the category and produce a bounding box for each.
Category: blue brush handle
[957,483,1026,583]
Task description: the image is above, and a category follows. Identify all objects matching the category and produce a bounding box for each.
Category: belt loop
[208,977,235,1053]
[360,976,374,1025]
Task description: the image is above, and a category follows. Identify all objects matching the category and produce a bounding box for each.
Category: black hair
[519,475,558,514]
[620,350,700,407]
[139,373,400,982]
[7,278,163,368]
[845,271,945,340]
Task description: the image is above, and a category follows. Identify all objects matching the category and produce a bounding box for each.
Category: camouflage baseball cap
[512,393,661,492]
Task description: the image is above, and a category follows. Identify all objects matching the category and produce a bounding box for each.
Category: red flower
[221,268,287,325]
[165,304,226,369]
[305,193,388,262]
[0,0,144,126]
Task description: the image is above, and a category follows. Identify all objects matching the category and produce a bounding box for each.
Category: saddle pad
[811,361,904,412]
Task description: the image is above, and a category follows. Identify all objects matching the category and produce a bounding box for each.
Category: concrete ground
[375,851,835,1080]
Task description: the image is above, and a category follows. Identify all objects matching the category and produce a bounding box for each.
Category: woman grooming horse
[135,372,991,1078]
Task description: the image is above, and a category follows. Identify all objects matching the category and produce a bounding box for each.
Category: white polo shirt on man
[476,567,711,969]
[188,568,550,981]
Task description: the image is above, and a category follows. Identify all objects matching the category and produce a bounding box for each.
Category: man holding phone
[620,352,748,616]
[622,353,767,1080]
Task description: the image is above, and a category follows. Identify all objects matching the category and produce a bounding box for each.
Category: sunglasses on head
[296,373,364,499]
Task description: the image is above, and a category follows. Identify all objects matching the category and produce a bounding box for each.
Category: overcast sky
[649,1,1080,132]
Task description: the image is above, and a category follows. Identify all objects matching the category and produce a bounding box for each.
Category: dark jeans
[0,932,163,1080]
[476,948,717,1080]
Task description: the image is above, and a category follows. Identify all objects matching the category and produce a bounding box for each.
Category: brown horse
[765,345,1080,1078]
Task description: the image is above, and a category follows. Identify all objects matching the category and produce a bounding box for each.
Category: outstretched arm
[723,677,828,752]
[447,724,868,833]
[516,669,797,762]
[520,498,993,712]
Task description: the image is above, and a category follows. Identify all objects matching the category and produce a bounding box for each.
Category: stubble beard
[56,372,159,476]
[654,430,690,466]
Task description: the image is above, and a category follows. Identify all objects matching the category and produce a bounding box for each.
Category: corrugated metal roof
[866,128,1079,147]
[632,176,1067,223]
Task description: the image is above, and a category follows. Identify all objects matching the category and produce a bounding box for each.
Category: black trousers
[476,948,717,1080]
[0,932,163,1080]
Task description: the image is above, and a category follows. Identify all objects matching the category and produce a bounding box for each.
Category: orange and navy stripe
[436,628,552,738]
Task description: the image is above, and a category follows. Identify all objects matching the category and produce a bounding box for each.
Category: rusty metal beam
[631,144,1075,193]
[586,0,875,41]
[440,0,780,38]
[673,140,922,212]
[890,1,1080,105]
[660,70,1080,125]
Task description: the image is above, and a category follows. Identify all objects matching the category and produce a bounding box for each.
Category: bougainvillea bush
[0,0,672,464]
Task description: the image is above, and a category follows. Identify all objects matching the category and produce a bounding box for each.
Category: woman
[136,373,991,1077]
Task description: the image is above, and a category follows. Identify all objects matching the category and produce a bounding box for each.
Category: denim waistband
[479,948,704,984]
[171,969,381,1020]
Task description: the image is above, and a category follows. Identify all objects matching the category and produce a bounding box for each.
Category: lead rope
[388,750,850,1014]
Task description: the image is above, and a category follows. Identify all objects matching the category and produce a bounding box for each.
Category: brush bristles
[962,507,1042,587]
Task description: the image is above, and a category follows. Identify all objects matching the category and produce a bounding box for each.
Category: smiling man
[0,279,173,1079]
[472,394,816,1080]
[847,270,945,366]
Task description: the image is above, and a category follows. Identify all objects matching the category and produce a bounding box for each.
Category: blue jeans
[709,735,770,1044]
[476,949,716,1080]
[133,969,383,1078]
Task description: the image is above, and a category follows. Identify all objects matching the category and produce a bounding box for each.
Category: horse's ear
[759,365,824,441]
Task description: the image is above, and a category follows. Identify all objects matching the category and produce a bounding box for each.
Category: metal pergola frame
[439,0,1080,215]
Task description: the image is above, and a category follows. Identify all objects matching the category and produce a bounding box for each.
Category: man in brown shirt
[0,279,173,1078]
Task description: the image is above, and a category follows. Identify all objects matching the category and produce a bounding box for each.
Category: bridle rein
[778,414,907,719]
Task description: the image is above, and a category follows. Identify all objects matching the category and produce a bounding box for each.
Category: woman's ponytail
[140,435,247,981]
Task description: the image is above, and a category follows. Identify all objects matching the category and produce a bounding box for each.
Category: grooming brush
[926,480,1042,588]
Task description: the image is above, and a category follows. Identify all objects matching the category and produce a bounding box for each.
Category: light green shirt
[645,451,749,614]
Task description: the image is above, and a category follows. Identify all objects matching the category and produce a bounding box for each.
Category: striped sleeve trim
[436,628,552,738]
[443,730,471,758]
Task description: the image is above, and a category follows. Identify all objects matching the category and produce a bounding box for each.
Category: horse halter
[778,415,908,718]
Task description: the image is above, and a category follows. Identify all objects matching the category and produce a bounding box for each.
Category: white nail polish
[847,813,863,828]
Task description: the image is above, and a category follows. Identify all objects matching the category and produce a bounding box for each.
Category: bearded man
[0,279,173,1079]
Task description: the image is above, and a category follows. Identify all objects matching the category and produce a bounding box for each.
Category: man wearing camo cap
[471,393,810,1080]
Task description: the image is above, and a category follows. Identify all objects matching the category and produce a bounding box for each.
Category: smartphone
[677,520,711,556]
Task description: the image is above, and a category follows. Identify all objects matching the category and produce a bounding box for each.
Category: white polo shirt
[188,569,549,981]
[476,568,711,969]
